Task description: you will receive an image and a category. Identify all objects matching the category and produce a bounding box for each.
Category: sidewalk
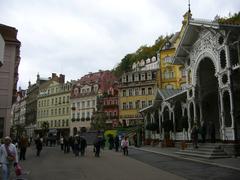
[130,145,240,171]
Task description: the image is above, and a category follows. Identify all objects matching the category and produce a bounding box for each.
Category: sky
[0,0,239,89]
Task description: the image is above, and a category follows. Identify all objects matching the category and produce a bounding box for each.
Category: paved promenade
[10,145,185,180]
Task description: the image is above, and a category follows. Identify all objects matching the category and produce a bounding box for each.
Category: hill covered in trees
[112,35,166,77]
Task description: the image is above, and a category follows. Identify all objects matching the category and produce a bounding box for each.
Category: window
[59,97,61,104]
[82,112,85,118]
[148,87,152,95]
[141,88,145,95]
[63,96,65,103]
[51,120,53,127]
[180,68,186,77]
[87,112,90,118]
[67,96,69,103]
[66,119,69,126]
[129,89,133,96]
[58,120,60,127]
[62,108,65,114]
[123,90,126,97]
[72,103,75,107]
[134,74,139,81]
[72,113,75,118]
[55,98,57,105]
[77,113,80,119]
[62,120,65,127]
[147,72,152,80]
[66,107,69,114]
[47,100,49,106]
[51,109,53,116]
[59,108,61,115]
[87,101,90,107]
[82,101,85,108]
[92,100,95,107]
[129,102,133,109]
[51,98,54,105]
[148,100,152,106]
[135,88,139,96]
[135,101,140,109]
[54,120,57,127]
[77,102,80,108]
[55,109,57,115]
[142,101,146,108]
[141,73,145,81]
[123,103,127,110]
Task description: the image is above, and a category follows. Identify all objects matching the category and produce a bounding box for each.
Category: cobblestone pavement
[2,145,185,180]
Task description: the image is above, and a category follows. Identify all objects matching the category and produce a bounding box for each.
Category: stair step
[176,151,230,159]
[180,149,227,156]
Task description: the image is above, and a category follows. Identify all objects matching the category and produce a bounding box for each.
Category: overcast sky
[0,0,239,89]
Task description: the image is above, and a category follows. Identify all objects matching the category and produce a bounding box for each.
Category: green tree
[91,112,108,131]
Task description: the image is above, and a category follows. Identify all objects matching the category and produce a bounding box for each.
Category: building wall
[0,24,21,137]
[36,79,72,137]
[119,70,157,126]
[159,44,186,90]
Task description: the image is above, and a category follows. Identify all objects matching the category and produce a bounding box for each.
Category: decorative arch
[192,50,219,86]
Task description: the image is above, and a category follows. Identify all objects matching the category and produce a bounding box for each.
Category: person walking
[0,136,18,180]
[80,136,87,156]
[121,136,129,156]
[108,135,114,150]
[114,135,120,152]
[60,136,64,151]
[94,135,101,157]
[191,123,199,148]
[73,135,80,157]
[19,134,28,160]
[35,136,43,157]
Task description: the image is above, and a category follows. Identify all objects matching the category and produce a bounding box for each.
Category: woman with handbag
[0,136,18,180]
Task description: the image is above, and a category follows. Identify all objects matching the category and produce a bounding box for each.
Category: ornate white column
[219,89,225,140]
[226,44,235,140]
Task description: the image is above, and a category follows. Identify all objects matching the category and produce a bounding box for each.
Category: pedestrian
[191,123,198,148]
[73,135,80,156]
[64,136,70,153]
[80,136,87,156]
[133,134,137,147]
[19,134,28,160]
[94,135,101,157]
[60,136,64,151]
[121,136,129,156]
[209,121,216,143]
[108,135,114,150]
[114,135,119,152]
[0,136,19,180]
[199,121,207,143]
[35,136,43,157]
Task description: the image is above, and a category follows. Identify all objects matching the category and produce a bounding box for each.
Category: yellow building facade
[36,74,72,137]
[119,57,159,126]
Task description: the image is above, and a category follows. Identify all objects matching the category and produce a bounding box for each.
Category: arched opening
[80,127,87,133]
[196,57,220,140]
[223,91,231,127]
[174,101,182,132]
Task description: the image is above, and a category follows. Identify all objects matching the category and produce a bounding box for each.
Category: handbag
[15,163,22,176]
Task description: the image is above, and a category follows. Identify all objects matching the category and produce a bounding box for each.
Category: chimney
[59,74,65,84]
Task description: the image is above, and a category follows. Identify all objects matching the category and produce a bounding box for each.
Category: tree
[91,112,108,131]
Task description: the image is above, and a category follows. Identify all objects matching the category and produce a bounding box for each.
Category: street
[11,146,185,180]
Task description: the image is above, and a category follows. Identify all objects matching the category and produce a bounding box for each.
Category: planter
[181,141,187,150]
[161,138,175,147]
